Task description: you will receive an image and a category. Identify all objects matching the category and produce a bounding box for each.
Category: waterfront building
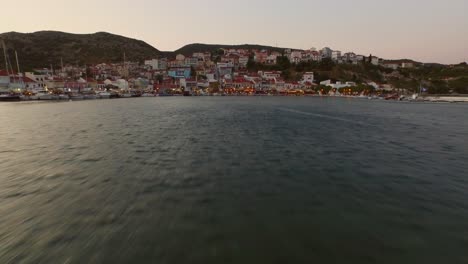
[168,67,191,79]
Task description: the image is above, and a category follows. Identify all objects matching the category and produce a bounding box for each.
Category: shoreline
[2,94,468,103]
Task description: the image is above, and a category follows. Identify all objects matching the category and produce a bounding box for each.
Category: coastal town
[0,43,466,102]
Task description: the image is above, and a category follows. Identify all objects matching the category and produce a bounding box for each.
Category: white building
[356,55,365,63]
[321,80,356,89]
[175,54,186,62]
[265,54,278,65]
[184,57,199,67]
[321,47,333,59]
[260,71,281,80]
[371,56,380,66]
[402,62,415,68]
[301,72,314,83]
[331,50,342,61]
[104,79,129,90]
[239,56,249,67]
[144,59,167,70]
[343,52,357,63]
[144,59,159,70]
[289,51,303,64]
[382,62,400,70]
[25,72,47,88]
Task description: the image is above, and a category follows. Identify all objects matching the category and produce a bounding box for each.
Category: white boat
[20,94,39,101]
[97,92,111,99]
[119,93,132,98]
[58,94,69,100]
[69,93,84,100]
[83,94,97,100]
[36,90,55,100]
[141,93,155,97]
[0,93,21,101]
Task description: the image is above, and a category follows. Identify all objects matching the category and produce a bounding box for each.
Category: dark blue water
[1,97,468,263]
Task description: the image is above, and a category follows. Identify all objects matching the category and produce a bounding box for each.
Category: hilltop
[0,31,161,70]
[172,43,287,57]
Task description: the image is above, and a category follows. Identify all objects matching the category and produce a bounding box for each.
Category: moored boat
[58,94,69,100]
[69,93,84,100]
[83,94,97,100]
[119,92,132,98]
[97,91,111,99]
[37,90,55,100]
[0,93,21,101]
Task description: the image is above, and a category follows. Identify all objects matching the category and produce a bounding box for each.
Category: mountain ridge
[0,31,161,70]
[0,31,432,70]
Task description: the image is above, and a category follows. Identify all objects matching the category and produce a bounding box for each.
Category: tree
[85,66,93,79]
[190,66,197,78]
[315,84,331,93]
[449,77,468,94]
[276,56,291,70]
[247,55,257,71]
[155,74,163,84]
[318,58,334,71]
[209,82,220,93]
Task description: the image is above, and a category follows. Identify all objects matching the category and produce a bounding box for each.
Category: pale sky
[1,0,467,64]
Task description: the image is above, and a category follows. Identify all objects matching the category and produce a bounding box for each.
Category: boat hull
[0,95,21,102]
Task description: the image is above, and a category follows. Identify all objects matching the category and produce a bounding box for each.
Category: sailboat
[0,40,21,101]
[13,50,36,101]
[119,52,132,98]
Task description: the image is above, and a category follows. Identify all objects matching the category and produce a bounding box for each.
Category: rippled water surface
[1,97,468,263]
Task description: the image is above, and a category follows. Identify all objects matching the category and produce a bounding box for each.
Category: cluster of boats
[0,90,159,102]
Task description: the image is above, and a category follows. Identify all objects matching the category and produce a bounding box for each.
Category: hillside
[0,31,161,70]
[173,43,287,57]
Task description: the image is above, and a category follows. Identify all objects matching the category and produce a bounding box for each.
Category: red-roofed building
[64,80,89,92]
[8,76,39,90]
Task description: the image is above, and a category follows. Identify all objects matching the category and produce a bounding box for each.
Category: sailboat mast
[15,51,24,89]
[2,40,9,76]
[15,51,20,74]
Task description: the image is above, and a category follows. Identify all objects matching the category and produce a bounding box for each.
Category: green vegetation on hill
[173,43,287,57]
[0,31,161,71]
[248,58,468,93]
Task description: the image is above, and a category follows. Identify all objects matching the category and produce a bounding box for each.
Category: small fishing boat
[37,90,55,100]
[0,93,21,101]
[69,93,84,100]
[97,91,111,99]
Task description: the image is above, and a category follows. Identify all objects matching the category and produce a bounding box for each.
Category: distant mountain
[173,43,287,57]
[0,31,161,70]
